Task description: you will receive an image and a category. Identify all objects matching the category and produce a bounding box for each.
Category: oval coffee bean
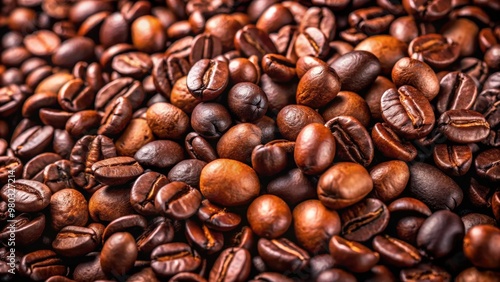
[187,59,229,101]
[294,123,336,175]
[340,198,390,242]
[372,235,421,267]
[154,181,202,220]
[209,247,251,282]
[437,109,490,143]
[0,179,51,212]
[328,235,380,273]
[91,156,144,186]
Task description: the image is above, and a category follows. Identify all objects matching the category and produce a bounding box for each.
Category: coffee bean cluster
[0,0,499,281]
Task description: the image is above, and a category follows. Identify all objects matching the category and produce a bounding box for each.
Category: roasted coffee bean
[23,153,61,182]
[295,27,329,59]
[185,132,218,162]
[296,65,341,108]
[50,188,88,231]
[277,105,325,141]
[0,213,45,245]
[475,149,500,182]
[437,109,490,143]
[257,238,309,272]
[200,159,260,207]
[321,91,371,128]
[300,7,336,40]
[381,86,435,140]
[408,162,463,210]
[100,232,138,277]
[191,103,232,139]
[136,217,175,255]
[392,57,439,101]
[372,235,421,268]
[329,235,380,273]
[20,250,68,281]
[168,159,206,188]
[0,156,22,184]
[417,210,465,258]
[349,7,394,35]
[456,267,500,282]
[155,181,202,220]
[293,200,341,254]
[65,110,101,138]
[0,179,51,212]
[197,199,241,232]
[464,225,500,269]
[187,59,229,101]
[400,264,451,282]
[95,77,145,111]
[372,123,418,162]
[370,161,409,203]
[217,123,262,164]
[330,50,381,93]
[115,118,155,157]
[101,214,147,242]
[209,247,251,282]
[151,242,201,277]
[433,144,473,176]
[267,168,316,206]
[318,162,373,209]
[190,33,223,64]
[227,82,268,122]
[228,57,259,84]
[261,53,296,82]
[325,116,374,166]
[92,156,144,185]
[340,198,390,242]
[134,140,184,170]
[436,72,477,114]
[409,34,460,69]
[98,96,133,136]
[185,219,224,255]
[52,226,100,257]
[247,195,292,239]
[43,160,74,192]
[10,125,54,159]
[235,25,278,59]
[130,172,169,216]
[294,123,335,175]
[146,102,189,139]
[22,92,59,118]
[52,37,95,68]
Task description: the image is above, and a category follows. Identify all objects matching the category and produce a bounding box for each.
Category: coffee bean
[95,77,145,111]
[296,65,341,108]
[185,219,224,255]
[185,132,218,162]
[155,181,202,220]
[0,179,51,212]
[52,37,95,68]
[370,160,409,202]
[349,7,394,35]
[321,91,371,128]
[330,50,381,92]
[92,156,144,185]
[0,213,45,245]
[234,25,277,59]
[436,72,478,114]
[318,162,373,209]
[112,52,153,79]
[329,235,380,273]
[437,109,490,143]
[372,235,421,267]
[136,217,175,255]
[168,159,206,188]
[294,123,335,175]
[475,148,500,182]
[146,102,189,139]
[392,57,440,101]
[340,198,390,242]
[372,123,418,162]
[464,225,500,269]
[134,140,184,170]
[209,247,251,282]
[200,159,260,207]
[52,226,99,257]
[247,195,292,239]
[408,162,463,210]
[24,30,61,57]
[417,210,465,258]
[100,232,138,277]
[293,200,341,254]
[277,105,325,141]
[187,59,229,101]
[403,0,452,21]
[257,238,309,272]
[190,33,223,64]
[20,250,68,281]
[217,123,262,164]
[151,242,201,277]
[228,82,269,122]
[295,27,329,59]
[325,116,374,166]
[381,86,435,140]
[115,118,155,157]
[50,188,88,231]
[11,125,54,159]
[433,144,473,176]
[409,34,460,69]
[456,267,500,282]
[267,168,316,206]
[400,264,451,282]
[300,7,336,41]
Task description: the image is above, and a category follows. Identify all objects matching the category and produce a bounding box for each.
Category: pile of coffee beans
[0,0,499,281]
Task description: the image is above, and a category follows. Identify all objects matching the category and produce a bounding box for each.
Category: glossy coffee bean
[155,181,202,220]
[403,0,452,21]
[92,156,144,185]
[318,162,373,210]
[392,57,439,101]
[168,159,206,188]
[20,250,68,281]
[200,159,260,207]
[191,103,232,139]
[329,235,380,273]
[52,226,100,257]
[409,34,460,69]
[100,232,138,277]
[50,188,88,231]
[257,238,309,272]
[217,123,262,164]
[355,35,407,75]
[370,161,409,202]
[209,247,251,282]
[400,264,451,282]
[296,65,341,108]
[277,105,325,141]
[0,179,51,212]
[293,200,341,254]
[436,72,477,114]
[325,116,374,166]
[234,25,277,59]
[321,91,371,128]
[187,59,229,101]
[372,123,418,162]
[463,225,500,269]
[134,140,184,170]
[437,109,490,143]
[0,213,45,245]
[417,210,465,258]
[475,148,500,182]
[146,102,189,140]
[433,144,472,176]
[247,195,291,239]
[294,123,335,175]
[185,219,224,255]
[340,198,390,242]
[373,235,421,268]
[227,82,268,122]
[197,199,241,232]
[330,50,381,92]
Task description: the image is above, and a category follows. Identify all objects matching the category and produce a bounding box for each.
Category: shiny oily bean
[325,116,374,167]
[464,225,500,269]
[400,264,451,282]
[247,195,292,239]
[100,232,137,277]
[197,199,241,231]
[372,235,421,267]
[371,123,417,162]
[340,198,390,242]
[294,123,335,175]
[155,181,202,220]
[257,238,309,273]
[20,250,68,281]
[436,72,478,114]
[151,242,201,277]
[370,160,409,203]
[437,109,490,143]
[0,179,51,212]
[52,226,99,257]
[381,86,435,140]
[328,235,380,273]
[102,214,147,241]
[261,53,296,82]
[296,65,341,109]
[187,59,229,101]
[408,34,460,69]
[391,57,439,101]
[433,144,473,176]
[475,148,500,182]
[91,156,144,186]
[185,219,224,255]
[209,247,251,282]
